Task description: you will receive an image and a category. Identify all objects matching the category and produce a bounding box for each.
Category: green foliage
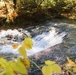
[16,0,76,19]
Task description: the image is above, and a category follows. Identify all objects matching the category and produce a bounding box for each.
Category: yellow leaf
[42,60,61,75]
[18,47,27,57]
[50,64,61,73]
[22,37,33,50]
[23,57,30,69]
[9,59,28,75]
[14,59,28,74]
[9,60,16,71]
[66,57,75,67]
[12,44,19,49]
[42,65,52,75]
[45,60,55,65]
[0,72,6,75]
[18,57,30,69]
[0,58,15,75]
[18,46,30,69]
[73,65,76,72]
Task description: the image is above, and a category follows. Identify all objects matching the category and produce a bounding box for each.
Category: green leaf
[22,37,33,50]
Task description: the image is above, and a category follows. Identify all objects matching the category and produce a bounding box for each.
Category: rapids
[0,21,67,56]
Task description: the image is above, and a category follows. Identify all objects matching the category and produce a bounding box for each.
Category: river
[0,19,76,62]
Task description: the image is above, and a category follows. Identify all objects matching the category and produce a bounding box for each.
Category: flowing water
[0,19,76,59]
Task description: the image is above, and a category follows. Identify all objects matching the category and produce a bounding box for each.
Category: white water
[0,27,66,56]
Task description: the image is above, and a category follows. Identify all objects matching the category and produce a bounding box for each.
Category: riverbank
[0,18,76,31]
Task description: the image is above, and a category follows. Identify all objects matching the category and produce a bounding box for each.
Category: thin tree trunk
[13,0,17,9]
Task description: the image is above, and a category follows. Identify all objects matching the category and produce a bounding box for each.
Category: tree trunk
[13,0,17,9]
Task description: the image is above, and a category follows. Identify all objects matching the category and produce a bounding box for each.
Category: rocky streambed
[0,19,76,75]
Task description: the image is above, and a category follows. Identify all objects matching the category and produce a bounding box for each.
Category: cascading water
[27,27,66,56]
[0,26,67,56]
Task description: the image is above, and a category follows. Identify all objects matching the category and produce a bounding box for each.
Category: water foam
[0,27,66,56]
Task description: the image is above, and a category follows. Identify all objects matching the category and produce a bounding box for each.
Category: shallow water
[0,27,66,56]
[0,19,76,59]
[50,20,76,58]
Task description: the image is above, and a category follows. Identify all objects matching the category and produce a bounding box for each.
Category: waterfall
[0,27,67,56]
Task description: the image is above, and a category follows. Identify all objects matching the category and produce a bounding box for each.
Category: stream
[0,19,76,62]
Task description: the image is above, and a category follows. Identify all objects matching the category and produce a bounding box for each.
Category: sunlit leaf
[73,65,76,72]
[18,47,26,57]
[9,59,28,74]
[42,60,61,75]
[9,58,27,74]
[0,58,15,75]
[45,60,55,65]
[50,64,61,73]
[66,57,75,67]
[45,60,61,73]
[0,72,6,75]
[22,37,33,50]
[18,57,30,69]
[23,57,30,69]
[9,60,16,70]
[14,59,28,74]
[42,65,52,75]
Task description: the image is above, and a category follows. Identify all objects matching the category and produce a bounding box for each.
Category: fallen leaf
[12,44,19,49]
[66,57,75,67]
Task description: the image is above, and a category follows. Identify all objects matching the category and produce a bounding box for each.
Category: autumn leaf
[12,44,19,49]
[42,60,61,75]
[9,58,28,75]
[18,47,30,69]
[23,57,30,69]
[66,57,75,67]
[0,72,6,75]
[42,65,52,75]
[18,47,27,57]
[18,57,30,69]
[22,37,33,50]
[73,65,76,72]
[0,37,33,75]
[0,58,15,75]
[9,60,16,71]
[51,64,62,73]
[14,59,28,74]
[45,60,55,65]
